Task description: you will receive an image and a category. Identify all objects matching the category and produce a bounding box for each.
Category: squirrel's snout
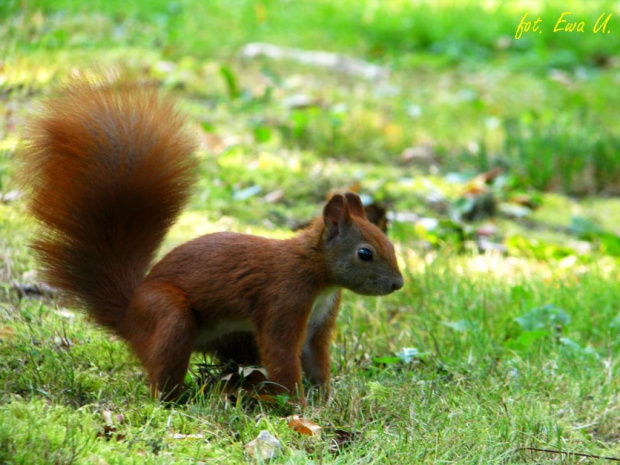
[391,274,404,292]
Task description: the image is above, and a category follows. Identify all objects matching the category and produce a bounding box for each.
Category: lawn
[1,1,619,463]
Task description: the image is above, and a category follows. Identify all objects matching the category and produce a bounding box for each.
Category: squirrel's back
[20,75,197,331]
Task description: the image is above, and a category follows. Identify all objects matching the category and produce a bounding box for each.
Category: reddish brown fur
[20,76,197,330]
[20,75,403,402]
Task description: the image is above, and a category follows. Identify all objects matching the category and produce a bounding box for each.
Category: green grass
[1,0,620,463]
[2,250,619,463]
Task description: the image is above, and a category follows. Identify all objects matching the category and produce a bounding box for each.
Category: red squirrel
[20,75,404,402]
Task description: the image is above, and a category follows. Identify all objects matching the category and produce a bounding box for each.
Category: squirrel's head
[322,193,403,296]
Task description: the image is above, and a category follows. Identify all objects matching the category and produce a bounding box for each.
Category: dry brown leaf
[288,415,322,436]
[0,326,15,341]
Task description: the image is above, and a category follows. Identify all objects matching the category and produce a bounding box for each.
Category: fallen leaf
[0,326,15,340]
[288,415,322,436]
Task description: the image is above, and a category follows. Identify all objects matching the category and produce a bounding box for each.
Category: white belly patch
[306,288,339,339]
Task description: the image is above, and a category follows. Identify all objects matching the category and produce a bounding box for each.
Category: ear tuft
[344,192,367,220]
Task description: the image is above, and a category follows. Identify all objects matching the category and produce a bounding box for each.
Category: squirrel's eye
[357,248,373,262]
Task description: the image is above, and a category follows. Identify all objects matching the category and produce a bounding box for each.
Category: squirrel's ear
[344,192,367,220]
[323,194,347,238]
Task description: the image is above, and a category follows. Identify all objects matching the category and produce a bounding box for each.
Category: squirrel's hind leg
[124,283,197,401]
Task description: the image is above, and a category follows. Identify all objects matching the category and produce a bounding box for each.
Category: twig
[518,447,620,462]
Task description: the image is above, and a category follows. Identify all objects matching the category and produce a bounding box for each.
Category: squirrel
[20,74,404,402]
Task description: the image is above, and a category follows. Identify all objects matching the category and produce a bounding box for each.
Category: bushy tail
[20,74,197,332]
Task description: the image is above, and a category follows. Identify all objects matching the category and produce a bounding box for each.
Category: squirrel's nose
[391,275,404,291]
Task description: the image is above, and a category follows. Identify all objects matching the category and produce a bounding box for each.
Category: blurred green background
[2,0,620,194]
[2,0,620,252]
